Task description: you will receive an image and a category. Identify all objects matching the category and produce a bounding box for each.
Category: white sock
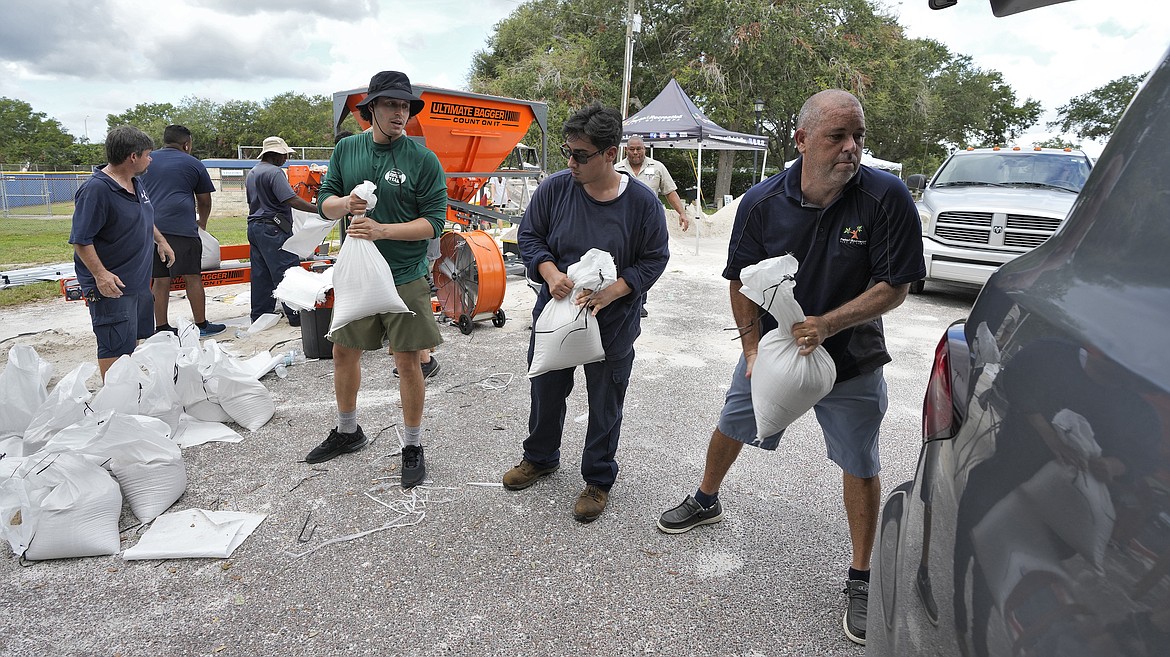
[403,425,422,447]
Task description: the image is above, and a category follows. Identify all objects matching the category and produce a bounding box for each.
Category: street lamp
[752,98,764,183]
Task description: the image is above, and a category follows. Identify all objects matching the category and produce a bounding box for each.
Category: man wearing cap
[245,135,319,325]
[307,71,447,490]
[142,124,225,337]
[614,135,689,317]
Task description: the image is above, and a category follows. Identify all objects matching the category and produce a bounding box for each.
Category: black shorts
[153,234,202,277]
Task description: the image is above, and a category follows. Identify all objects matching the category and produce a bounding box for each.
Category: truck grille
[935,211,1063,250]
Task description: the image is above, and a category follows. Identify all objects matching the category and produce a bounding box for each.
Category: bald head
[796,90,863,133]
[625,135,647,166]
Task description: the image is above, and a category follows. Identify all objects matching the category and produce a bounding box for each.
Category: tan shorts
[328,277,442,352]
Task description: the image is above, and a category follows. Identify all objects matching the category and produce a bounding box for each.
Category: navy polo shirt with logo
[141,146,215,237]
[725,157,925,382]
[69,169,156,296]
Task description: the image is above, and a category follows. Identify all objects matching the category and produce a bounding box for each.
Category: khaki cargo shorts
[328,277,442,352]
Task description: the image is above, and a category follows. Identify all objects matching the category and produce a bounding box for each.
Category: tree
[1049,73,1145,141]
[0,97,78,169]
[1036,136,1080,149]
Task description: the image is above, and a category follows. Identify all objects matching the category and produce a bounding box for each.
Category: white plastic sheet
[739,255,836,438]
[274,266,334,312]
[528,249,617,378]
[123,509,266,560]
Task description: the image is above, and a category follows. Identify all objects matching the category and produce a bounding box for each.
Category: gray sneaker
[656,494,724,534]
[843,579,869,645]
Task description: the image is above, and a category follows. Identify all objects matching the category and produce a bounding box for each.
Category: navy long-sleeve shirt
[519,170,669,358]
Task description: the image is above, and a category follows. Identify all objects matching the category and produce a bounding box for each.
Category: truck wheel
[909,280,925,295]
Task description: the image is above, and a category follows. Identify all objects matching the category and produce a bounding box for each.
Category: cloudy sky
[1,0,1166,157]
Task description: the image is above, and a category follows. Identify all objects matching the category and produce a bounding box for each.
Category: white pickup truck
[906,147,1093,293]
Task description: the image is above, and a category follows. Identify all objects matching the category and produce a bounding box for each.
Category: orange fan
[431,230,507,334]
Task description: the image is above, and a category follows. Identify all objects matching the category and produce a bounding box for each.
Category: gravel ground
[0,226,977,657]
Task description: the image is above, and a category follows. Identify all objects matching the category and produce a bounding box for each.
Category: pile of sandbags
[0,330,280,560]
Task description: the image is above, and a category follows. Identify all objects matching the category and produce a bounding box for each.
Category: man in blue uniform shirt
[142,124,224,337]
[656,90,925,645]
[502,103,670,522]
[70,125,176,379]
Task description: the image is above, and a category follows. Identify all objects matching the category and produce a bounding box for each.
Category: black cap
[356,71,424,117]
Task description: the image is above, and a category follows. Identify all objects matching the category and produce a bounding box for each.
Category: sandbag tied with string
[327,180,412,338]
[738,254,836,438]
[528,248,618,378]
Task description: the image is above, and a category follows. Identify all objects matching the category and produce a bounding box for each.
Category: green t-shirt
[318,132,448,284]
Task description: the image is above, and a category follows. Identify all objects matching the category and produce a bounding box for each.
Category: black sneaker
[843,579,869,645]
[656,494,724,534]
[304,426,369,464]
[156,324,178,335]
[392,357,441,380]
[401,444,426,488]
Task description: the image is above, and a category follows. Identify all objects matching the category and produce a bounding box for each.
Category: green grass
[0,216,249,305]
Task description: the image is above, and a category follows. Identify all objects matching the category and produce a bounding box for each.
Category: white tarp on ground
[122,509,266,560]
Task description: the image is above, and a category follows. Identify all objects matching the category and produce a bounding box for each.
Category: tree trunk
[715,150,736,207]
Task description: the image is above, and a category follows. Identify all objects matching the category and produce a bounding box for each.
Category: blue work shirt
[69,169,156,296]
[519,170,670,359]
[726,158,925,381]
[141,147,215,237]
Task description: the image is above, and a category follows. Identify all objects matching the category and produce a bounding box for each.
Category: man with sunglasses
[502,103,670,522]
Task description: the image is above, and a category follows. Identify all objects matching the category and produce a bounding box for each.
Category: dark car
[868,4,1170,656]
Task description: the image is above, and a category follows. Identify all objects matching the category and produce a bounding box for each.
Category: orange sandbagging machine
[61,86,548,337]
[332,84,548,334]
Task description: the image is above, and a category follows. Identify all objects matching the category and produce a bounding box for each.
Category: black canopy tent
[622,79,768,206]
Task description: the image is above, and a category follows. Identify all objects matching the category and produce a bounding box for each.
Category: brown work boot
[573,484,609,523]
[502,459,559,490]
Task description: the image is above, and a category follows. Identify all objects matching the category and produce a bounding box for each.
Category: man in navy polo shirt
[656,90,925,645]
[142,124,224,337]
[70,125,177,379]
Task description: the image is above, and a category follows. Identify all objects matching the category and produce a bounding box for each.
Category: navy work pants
[522,342,634,490]
[247,221,301,323]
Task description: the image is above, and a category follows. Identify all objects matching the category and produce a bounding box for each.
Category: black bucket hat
[356,71,424,117]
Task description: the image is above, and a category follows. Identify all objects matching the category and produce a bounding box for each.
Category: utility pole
[620,0,637,119]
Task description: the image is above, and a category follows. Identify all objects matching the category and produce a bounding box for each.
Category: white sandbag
[199,227,221,271]
[0,344,53,437]
[131,338,182,433]
[327,236,410,335]
[171,414,244,448]
[274,266,334,312]
[42,411,185,523]
[22,363,98,453]
[292,207,317,233]
[215,375,275,431]
[283,214,341,258]
[174,345,209,408]
[528,249,617,378]
[739,255,836,438]
[184,399,234,424]
[123,509,266,560]
[91,355,143,416]
[1018,409,1114,568]
[0,453,123,560]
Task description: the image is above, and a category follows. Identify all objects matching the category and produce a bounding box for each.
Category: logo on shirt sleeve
[840,225,866,246]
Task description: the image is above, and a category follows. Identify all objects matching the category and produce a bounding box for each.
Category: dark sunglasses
[560,144,608,164]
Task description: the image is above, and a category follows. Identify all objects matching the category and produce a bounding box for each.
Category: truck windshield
[933,152,1092,192]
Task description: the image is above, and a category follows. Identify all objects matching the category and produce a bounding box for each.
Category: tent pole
[760,150,768,183]
[695,148,702,255]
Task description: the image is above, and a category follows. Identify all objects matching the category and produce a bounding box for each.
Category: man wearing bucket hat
[308,71,447,490]
[245,135,319,325]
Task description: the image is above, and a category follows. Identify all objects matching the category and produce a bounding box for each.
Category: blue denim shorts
[87,288,154,359]
[717,354,887,478]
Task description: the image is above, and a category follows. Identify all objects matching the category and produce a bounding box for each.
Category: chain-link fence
[0,172,90,218]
